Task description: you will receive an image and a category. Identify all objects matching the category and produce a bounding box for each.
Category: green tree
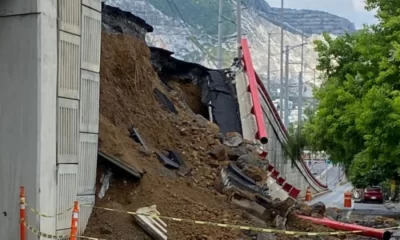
[304,0,400,186]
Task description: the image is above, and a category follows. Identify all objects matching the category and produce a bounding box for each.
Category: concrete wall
[236,69,328,198]
[56,0,101,235]
[0,0,101,239]
[0,1,57,239]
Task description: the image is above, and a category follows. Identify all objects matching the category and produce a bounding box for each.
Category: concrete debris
[227,147,247,160]
[242,165,265,182]
[223,132,243,147]
[272,215,286,229]
[135,205,168,240]
[208,145,228,161]
[325,207,340,220]
[98,169,113,199]
[256,233,277,240]
[236,154,268,170]
[310,201,326,217]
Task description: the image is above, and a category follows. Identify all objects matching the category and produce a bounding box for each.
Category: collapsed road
[80,3,400,240]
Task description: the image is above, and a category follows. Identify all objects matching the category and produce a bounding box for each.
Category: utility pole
[217,0,224,68]
[313,68,316,110]
[284,45,289,127]
[279,0,284,119]
[236,0,242,59]
[298,34,304,126]
[267,33,271,92]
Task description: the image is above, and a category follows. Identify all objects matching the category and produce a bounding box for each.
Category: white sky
[266,0,377,28]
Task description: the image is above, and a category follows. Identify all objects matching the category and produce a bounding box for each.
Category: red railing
[241,39,268,144]
[241,37,328,190]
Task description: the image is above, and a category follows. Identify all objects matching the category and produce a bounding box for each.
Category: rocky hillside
[104,0,352,97]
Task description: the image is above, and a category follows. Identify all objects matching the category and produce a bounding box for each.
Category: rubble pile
[85,33,268,240]
[84,33,362,240]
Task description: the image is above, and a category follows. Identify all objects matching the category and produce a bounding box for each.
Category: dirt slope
[85,33,247,240]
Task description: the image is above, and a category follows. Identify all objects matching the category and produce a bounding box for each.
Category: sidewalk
[384,202,400,213]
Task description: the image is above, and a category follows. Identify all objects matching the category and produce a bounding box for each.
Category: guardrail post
[70,201,79,240]
[20,186,26,240]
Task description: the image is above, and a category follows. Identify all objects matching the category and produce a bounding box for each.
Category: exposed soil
[84,33,366,240]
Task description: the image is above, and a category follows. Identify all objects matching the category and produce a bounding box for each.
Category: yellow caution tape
[21,219,103,240]
[380,225,400,230]
[22,200,362,236]
[24,202,72,218]
[81,205,363,236]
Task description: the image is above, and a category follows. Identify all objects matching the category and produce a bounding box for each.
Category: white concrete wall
[236,70,328,198]
[56,0,101,234]
[0,0,57,239]
[0,0,101,239]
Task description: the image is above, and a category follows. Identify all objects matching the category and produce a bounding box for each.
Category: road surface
[310,170,400,217]
[309,161,326,176]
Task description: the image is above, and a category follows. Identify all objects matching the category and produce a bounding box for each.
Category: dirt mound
[85,33,247,239]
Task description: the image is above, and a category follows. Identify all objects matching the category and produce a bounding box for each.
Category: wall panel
[58,31,81,99]
[78,133,98,195]
[80,70,100,133]
[81,6,101,72]
[58,0,81,35]
[56,164,78,230]
[57,98,80,164]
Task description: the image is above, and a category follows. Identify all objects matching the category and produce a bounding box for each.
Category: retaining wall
[236,38,328,199]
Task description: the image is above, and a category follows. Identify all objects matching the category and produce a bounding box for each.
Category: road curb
[312,189,332,199]
[337,179,349,186]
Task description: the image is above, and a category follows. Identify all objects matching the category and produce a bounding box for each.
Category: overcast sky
[266,0,377,28]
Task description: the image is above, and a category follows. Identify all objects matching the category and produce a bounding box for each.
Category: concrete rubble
[135,205,168,240]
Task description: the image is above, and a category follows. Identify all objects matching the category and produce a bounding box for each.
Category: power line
[164,0,219,67]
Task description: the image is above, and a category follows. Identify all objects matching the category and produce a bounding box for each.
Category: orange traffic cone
[305,187,312,201]
[70,201,79,240]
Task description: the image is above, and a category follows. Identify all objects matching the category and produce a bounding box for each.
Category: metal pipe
[297,215,392,240]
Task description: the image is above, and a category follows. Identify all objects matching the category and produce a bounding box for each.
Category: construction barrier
[19,188,364,238]
[344,191,352,208]
[70,201,79,240]
[20,186,26,240]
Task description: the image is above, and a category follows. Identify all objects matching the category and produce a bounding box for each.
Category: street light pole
[217,0,224,68]
[236,0,242,59]
[267,33,271,92]
[298,34,304,126]
[284,45,289,127]
[279,0,284,119]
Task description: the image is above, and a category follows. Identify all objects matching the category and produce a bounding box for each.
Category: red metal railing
[241,37,328,190]
[241,38,268,144]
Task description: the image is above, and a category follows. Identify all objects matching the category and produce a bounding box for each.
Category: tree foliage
[304,0,400,187]
[283,124,308,166]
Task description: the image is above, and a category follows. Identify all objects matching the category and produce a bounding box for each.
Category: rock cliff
[104,0,351,98]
